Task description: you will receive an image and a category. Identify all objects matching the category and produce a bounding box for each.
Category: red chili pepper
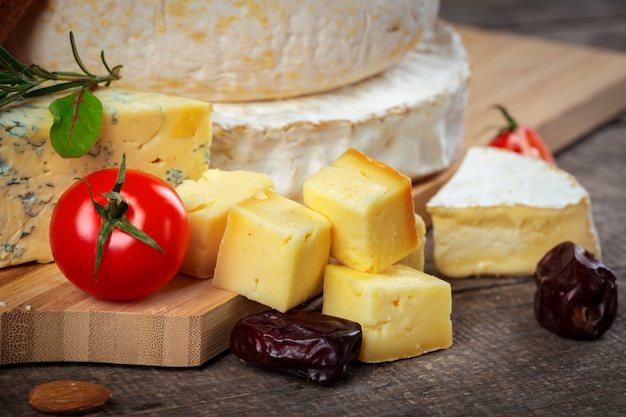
[488,105,555,164]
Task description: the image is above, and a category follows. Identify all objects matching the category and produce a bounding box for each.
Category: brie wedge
[426,147,601,278]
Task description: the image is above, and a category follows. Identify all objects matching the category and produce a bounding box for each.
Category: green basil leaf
[49,88,103,158]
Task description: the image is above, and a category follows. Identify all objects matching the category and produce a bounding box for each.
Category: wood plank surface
[457,25,626,153]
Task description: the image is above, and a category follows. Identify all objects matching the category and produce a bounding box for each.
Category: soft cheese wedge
[303,148,419,274]
[210,21,469,199]
[426,147,601,278]
[0,88,212,268]
[212,190,331,313]
[175,169,274,279]
[323,264,453,363]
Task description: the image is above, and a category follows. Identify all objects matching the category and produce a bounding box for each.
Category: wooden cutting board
[2,25,626,367]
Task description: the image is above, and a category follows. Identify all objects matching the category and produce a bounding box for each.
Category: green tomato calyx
[81,154,165,280]
[494,104,519,135]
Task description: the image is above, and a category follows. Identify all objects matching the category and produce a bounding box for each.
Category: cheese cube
[397,214,427,271]
[322,264,452,363]
[1,88,212,268]
[303,148,419,273]
[212,190,331,312]
[175,169,274,278]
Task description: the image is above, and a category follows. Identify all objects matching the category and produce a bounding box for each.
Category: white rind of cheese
[6,0,439,102]
[426,147,602,278]
[0,88,212,268]
[211,21,469,200]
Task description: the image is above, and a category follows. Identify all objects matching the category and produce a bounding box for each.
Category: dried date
[230,309,362,384]
[534,241,618,340]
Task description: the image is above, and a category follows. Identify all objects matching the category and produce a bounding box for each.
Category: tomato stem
[102,192,127,219]
[495,104,519,132]
[81,154,165,280]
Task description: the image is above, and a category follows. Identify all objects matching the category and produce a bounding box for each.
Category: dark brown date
[534,241,618,340]
[230,309,362,384]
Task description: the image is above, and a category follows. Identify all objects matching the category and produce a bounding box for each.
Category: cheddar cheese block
[213,190,331,313]
[426,147,602,278]
[303,148,419,274]
[7,0,439,102]
[176,169,274,279]
[322,264,452,363]
[0,88,212,268]
[210,21,469,199]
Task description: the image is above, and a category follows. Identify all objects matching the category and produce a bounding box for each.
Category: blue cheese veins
[0,88,212,267]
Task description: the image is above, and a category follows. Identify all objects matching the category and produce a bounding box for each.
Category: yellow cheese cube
[322,264,452,363]
[175,169,275,278]
[397,214,427,271]
[213,190,331,312]
[303,148,419,273]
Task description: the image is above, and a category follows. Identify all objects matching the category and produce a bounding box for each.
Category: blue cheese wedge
[426,147,601,277]
[0,88,212,268]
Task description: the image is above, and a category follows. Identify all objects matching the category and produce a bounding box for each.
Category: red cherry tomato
[488,105,555,164]
[50,166,190,301]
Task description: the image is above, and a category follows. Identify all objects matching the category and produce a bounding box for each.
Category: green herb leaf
[49,88,103,158]
[0,32,121,158]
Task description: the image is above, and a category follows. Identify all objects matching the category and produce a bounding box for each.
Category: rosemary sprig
[0,32,122,110]
[0,32,123,158]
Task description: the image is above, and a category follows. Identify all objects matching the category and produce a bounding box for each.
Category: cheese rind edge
[427,147,602,277]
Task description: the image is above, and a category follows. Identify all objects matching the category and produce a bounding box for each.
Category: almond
[29,380,111,415]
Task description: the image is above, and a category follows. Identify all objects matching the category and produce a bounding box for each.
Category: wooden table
[2,1,625,415]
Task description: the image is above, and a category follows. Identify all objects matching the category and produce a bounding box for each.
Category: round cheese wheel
[211,21,470,200]
[6,0,439,102]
